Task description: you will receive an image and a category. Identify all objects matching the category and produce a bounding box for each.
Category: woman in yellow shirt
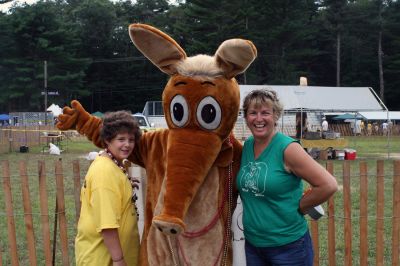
[75,111,141,265]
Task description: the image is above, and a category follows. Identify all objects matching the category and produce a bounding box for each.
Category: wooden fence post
[0,242,3,266]
[2,160,19,266]
[327,161,336,266]
[311,219,319,266]
[376,160,384,266]
[55,159,70,266]
[392,160,400,266]
[19,161,38,266]
[73,160,81,224]
[359,161,368,266]
[343,161,352,266]
[38,161,52,266]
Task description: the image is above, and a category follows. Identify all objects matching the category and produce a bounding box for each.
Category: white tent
[239,85,385,112]
[358,111,400,121]
[47,103,63,117]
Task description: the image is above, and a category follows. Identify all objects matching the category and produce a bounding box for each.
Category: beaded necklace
[104,148,139,218]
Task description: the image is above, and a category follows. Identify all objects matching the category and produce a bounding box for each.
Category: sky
[0,0,178,12]
[0,0,37,12]
[0,0,130,12]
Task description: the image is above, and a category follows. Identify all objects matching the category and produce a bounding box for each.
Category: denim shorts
[245,231,314,266]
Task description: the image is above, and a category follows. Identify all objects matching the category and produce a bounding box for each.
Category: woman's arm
[101,228,127,266]
[284,142,338,214]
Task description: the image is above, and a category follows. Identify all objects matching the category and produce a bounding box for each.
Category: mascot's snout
[152,129,223,235]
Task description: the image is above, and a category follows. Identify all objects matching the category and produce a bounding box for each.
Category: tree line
[0,0,399,113]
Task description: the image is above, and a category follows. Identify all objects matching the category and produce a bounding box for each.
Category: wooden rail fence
[1,159,400,265]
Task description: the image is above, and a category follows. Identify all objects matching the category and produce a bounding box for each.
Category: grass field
[308,136,400,265]
[0,138,98,265]
[0,135,399,265]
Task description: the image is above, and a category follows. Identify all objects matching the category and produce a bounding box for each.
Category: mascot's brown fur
[57,24,257,265]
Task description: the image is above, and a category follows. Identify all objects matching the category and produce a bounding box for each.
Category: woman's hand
[101,228,126,266]
[112,258,127,266]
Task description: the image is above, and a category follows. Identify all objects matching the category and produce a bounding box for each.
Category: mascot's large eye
[170,94,189,127]
[196,96,221,130]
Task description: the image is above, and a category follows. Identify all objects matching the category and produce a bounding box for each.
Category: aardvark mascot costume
[57,24,257,265]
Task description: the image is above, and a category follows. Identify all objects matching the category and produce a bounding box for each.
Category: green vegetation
[1,0,400,112]
[314,158,398,265]
[0,138,98,265]
[346,135,400,159]
[312,136,400,265]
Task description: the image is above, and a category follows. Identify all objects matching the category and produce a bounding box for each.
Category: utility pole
[44,60,48,125]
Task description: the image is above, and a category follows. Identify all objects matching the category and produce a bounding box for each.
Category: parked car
[132,113,155,132]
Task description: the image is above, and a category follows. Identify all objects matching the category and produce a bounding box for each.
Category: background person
[374,122,379,135]
[360,120,365,135]
[321,117,328,138]
[388,120,393,135]
[237,89,338,265]
[75,111,141,266]
[295,111,308,139]
[367,122,372,136]
[382,121,388,136]
[355,119,362,136]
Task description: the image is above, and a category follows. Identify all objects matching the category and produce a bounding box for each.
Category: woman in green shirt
[237,89,338,265]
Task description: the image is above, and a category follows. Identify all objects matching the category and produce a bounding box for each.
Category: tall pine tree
[0,1,89,112]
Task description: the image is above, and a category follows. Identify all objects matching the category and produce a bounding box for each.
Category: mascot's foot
[152,215,185,235]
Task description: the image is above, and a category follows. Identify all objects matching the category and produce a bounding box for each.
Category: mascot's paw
[56,100,92,131]
[57,100,103,148]
[152,215,185,235]
[57,107,77,130]
[56,100,82,130]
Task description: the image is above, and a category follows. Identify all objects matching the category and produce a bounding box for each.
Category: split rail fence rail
[0,159,400,265]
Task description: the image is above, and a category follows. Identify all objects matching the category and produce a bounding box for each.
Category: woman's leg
[245,240,269,266]
[268,231,314,266]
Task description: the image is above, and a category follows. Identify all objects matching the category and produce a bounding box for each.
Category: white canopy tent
[46,103,63,117]
[239,85,386,112]
[359,111,400,121]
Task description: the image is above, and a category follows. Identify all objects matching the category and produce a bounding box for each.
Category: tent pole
[387,109,390,159]
[300,107,303,139]
[368,87,390,158]
[353,112,358,152]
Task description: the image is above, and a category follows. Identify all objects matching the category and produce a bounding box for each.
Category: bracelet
[112,255,124,262]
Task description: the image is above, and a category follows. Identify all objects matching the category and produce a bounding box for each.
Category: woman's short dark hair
[100,111,141,147]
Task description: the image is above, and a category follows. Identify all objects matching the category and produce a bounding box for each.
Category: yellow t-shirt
[75,156,139,266]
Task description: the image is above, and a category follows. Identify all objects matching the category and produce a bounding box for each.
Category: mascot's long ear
[215,39,257,79]
[129,23,187,75]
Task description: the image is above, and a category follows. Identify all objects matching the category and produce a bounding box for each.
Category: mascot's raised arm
[57,23,257,266]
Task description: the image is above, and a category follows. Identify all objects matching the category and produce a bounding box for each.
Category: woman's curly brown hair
[100,111,141,147]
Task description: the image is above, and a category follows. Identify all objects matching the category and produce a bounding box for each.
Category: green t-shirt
[237,132,308,247]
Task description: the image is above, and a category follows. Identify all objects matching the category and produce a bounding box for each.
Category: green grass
[0,138,98,265]
[312,136,400,265]
[313,160,397,265]
[345,135,400,159]
[0,136,399,265]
